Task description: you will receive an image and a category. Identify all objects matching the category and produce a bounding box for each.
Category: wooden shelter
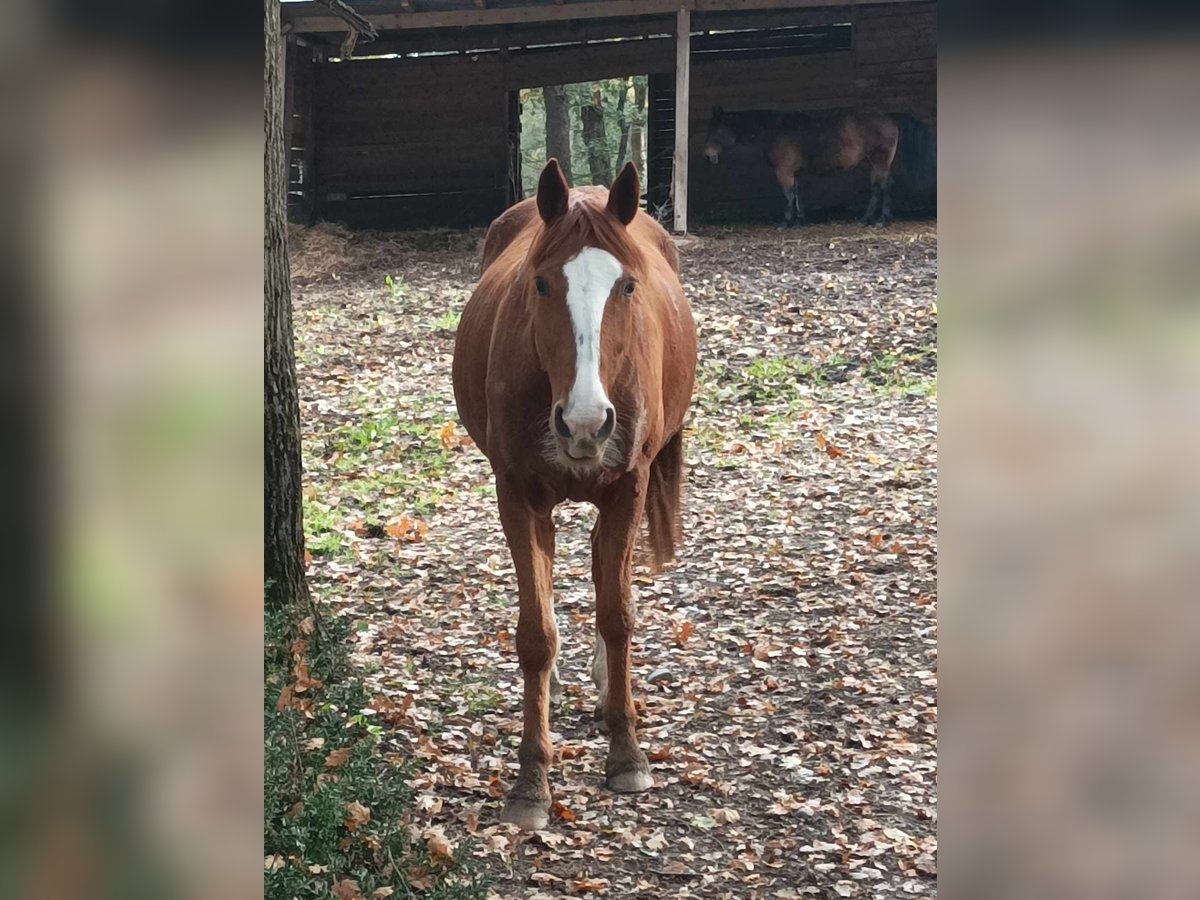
[282,0,935,231]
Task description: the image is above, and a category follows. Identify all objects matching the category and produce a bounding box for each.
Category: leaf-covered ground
[291,220,937,899]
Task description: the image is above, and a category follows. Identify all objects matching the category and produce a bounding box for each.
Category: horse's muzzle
[553,403,615,464]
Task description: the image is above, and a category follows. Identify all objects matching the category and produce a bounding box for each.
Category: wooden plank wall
[286,40,318,224]
[689,1,936,224]
[313,54,510,228]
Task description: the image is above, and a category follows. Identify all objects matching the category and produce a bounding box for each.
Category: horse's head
[524,158,645,470]
[703,106,734,164]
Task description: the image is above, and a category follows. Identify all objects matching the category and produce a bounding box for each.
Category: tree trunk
[614,78,630,173]
[630,79,646,177]
[543,85,573,187]
[581,84,611,186]
[265,0,312,613]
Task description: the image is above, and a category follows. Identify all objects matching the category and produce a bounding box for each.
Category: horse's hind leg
[878,174,895,225]
[593,469,653,792]
[591,625,608,723]
[864,144,897,225]
[548,594,563,703]
[860,183,883,226]
[497,485,558,830]
[776,167,804,227]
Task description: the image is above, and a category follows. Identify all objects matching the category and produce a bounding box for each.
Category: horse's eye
[534,277,548,296]
[622,280,636,297]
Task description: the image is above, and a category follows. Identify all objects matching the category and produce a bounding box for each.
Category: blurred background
[940,4,1200,899]
[2,0,1198,897]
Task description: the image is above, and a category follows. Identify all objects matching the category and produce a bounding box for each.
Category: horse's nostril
[596,407,615,440]
[554,405,571,438]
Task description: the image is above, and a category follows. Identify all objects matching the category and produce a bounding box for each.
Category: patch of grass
[429,309,461,332]
[266,607,489,899]
[865,347,937,397]
[304,502,349,559]
[384,273,406,299]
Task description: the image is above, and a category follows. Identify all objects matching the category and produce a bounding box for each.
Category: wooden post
[672,2,691,233]
[283,35,298,209]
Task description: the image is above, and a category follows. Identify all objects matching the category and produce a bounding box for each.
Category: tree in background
[543,85,573,186]
[613,77,631,174]
[629,78,646,182]
[265,0,312,613]
[580,83,612,186]
[519,77,647,198]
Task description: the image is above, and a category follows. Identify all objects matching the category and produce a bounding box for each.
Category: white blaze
[562,247,622,429]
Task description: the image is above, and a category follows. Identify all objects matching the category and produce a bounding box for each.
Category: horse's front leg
[496,485,557,830]
[593,469,653,792]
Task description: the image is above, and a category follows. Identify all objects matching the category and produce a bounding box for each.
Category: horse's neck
[735,112,778,144]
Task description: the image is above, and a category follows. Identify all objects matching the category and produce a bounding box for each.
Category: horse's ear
[537,158,569,223]
[606,161,639,226]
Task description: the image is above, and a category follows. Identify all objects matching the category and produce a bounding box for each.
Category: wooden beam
[288,0,675,32]
[285,0,917,34]
[310,0,379,39]
[673,3,691,234]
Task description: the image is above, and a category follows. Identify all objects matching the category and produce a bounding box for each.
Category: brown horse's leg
[863,145,898,226]
[774,165,803,227]
[593,468,652,792]
[496,484,557,830]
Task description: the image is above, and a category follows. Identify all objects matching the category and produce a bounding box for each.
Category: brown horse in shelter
[453,159,697,829]
[703,107,936,226]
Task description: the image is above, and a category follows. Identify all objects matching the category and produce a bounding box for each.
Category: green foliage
[265,607,489,899]
[519,77,648,196]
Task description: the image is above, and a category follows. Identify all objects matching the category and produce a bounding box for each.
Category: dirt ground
[290,218,937,899]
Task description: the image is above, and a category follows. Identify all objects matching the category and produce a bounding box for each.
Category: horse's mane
[527,191,645,271]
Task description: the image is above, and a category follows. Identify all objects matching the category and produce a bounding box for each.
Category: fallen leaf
[670,620,695,646]
[570,878,609,894]
[405,866,436,890]
[324,747,353,768]
[424,830,455,867]
[551,801,576,822]
[332,877,363,900]
[343,800,370,832]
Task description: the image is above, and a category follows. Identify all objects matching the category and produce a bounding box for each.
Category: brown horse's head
[524,158,645,470]
[703,106,734,164]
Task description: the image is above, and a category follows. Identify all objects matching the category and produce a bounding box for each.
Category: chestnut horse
[702,107,936,227]
[453,160,697,829]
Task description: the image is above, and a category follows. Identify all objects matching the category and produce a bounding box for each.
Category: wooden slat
[505,38,674,88]
[329,15,677,56]
[673,4,691,234]
[285,0,922,34]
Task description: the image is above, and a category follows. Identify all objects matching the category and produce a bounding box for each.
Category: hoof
[501,796,550,830]
[607,767,654,793]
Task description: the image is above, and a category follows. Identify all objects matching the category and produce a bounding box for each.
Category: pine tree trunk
[543,85,573,187]
[614,78,630,173]
[630,79,646,177]
[581,84,611,186]
[265,0,312,612]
